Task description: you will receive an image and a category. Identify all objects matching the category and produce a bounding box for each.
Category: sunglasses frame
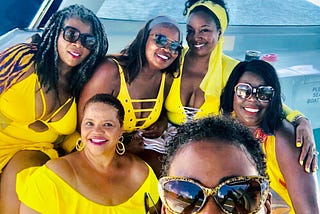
[62,26,96,50]
[159,175,269,214]
[234,83,275,103]
[150,33,181,54]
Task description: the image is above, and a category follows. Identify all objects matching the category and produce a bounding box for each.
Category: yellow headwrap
[187,1,228,98]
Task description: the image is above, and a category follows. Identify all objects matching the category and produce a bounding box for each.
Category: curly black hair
[35,4,108,100]
[163,116,267,177]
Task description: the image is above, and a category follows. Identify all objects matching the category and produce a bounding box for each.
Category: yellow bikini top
[114,59,165,132]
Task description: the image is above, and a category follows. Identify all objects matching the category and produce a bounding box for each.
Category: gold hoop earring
[116,136,125,155]
[76,138,84,151]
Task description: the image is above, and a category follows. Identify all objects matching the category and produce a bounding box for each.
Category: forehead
[238,71,266,85]
[187,10,217,26]
[150,24,180,38]
[84,102,117,116]
[63,17,92,33]
[169,141,258,186]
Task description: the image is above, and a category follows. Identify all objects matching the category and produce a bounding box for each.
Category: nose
[199,198,224,214]
[92,125,104,133]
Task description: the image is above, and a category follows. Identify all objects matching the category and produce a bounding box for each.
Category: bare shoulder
[276,119,295,147]
[122,154,149,181]
[89,57,119,85]
[45,152,79,184]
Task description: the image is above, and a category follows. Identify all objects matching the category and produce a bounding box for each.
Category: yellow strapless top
[115,59,165,132]
[16,164,159,213]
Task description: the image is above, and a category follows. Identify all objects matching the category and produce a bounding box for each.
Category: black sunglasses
[234,83,275,103]
[150,34,181,54]
[158,176,269,214]
[62,26,96,50]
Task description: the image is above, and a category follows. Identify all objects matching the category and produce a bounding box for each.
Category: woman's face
[186,10,221,57]
[81,102,122,156]
[163,141,267,214]
[233,71,270,130]
[57,18,93,70]
[145,24,180,70]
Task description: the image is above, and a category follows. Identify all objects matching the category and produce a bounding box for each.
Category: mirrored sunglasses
[62,26,96,50]
[234,83,275,102]
[158,176,269,214]
[150,33,181,54]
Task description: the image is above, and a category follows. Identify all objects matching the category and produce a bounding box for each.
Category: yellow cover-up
[0,44,77,172]
[16,164,159,214]
[263,135,294,213]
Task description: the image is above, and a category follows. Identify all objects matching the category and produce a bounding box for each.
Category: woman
[17,94,159,213]
[78,16,182,177]
[220,60,320,213]
[159,116,271,214]
[0,4,108,213]
[163,0,317,173]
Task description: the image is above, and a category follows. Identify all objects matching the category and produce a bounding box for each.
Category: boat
[1,0,319,181]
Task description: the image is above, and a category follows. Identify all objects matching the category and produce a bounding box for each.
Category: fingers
[303,145,314,173]
[311,152,319,173]
[298,136,310,167]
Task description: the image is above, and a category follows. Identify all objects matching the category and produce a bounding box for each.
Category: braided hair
[35,4,108,100]
[163,116,267,177]
[183,0,229,29]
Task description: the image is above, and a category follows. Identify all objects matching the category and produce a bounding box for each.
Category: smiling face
[186,10,221,57]
[163,141,266,214]
[233,71,270,130]
[80,102,123,156]
[57,17,92,70]
[145,24,180,70]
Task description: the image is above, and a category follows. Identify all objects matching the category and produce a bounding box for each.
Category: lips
[68,50,81,58]
[155,51,171,61]
[90,138,107,146]
[194,43,205,48]
[244,106,259,113]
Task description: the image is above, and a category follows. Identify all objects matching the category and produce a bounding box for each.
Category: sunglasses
[234,83,275,103]
[62,26,96,50]
[150,34,181,54]
[158,176,269,214]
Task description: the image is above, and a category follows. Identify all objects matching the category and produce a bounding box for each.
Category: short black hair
[83,94,125,127]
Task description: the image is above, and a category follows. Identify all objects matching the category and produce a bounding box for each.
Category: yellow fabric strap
[187,1,228,98]
[283,104,304,123]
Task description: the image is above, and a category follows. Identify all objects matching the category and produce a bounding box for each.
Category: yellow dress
[263,135,294,213]
[16,164,159,214]
[0,44,77,172]
[115,59,165,132]
[165,48,239,125]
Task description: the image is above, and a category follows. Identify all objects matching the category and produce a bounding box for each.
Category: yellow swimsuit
[115,59,165,133]
[0,44,77,172]
[16,164,159,214]
[165,49,239,125]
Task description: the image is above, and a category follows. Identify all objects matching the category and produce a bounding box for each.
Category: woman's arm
[19,203,40,214]
[283,103,317,172]
[276,120,320,213]
[77,58,120,128]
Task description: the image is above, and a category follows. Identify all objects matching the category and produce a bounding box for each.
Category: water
[97,0,320,25]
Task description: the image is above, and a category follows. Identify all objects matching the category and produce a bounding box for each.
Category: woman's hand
[295,117,318,173]
[123,132,145,154]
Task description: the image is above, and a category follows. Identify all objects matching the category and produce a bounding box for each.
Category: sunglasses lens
[236,84,252,99]
[155,34,168,47]
[257,86,274,101]
[82,35,96,50]
[162,180,204,213]
[215,179,267,213]
[154,34,180,54]
[63,27,80,43]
